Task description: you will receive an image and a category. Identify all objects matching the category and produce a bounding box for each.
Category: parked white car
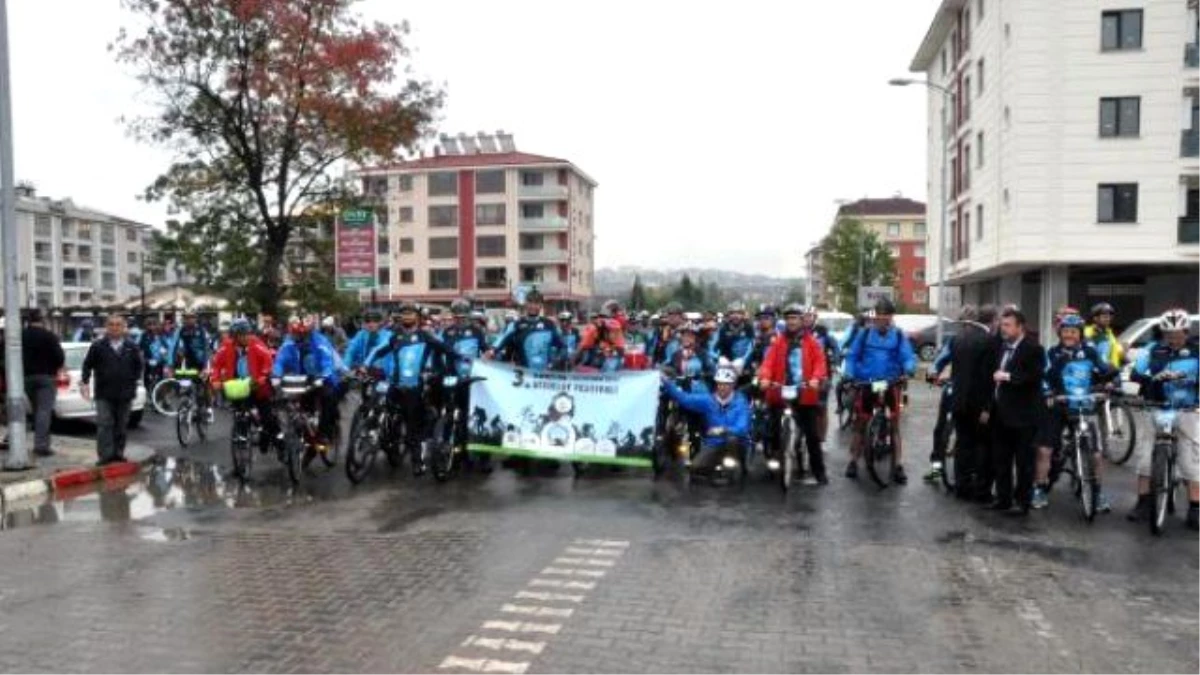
[43,342,146,428]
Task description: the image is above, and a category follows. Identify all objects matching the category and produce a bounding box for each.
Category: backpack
[849,327,904,371]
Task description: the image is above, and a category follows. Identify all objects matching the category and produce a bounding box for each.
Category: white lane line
[482,620,562,635]
[582,558,615,567]
[501,604,575,618]
[564,547,623,556]
[461,635,546,655]
[438,656,529,674]
[573,538,629,548]
[553,557,584,565]
[552,557,615,568]
[515,590,585,603]
[528,578,597,590]
[541,567,606,578]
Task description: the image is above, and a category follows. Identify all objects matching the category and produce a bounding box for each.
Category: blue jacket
[843,326,916,382]
[1133,338,1200,409]
[441,324,487,378]
[272,332,341,388]
[343,327,393,370]
[932,336,954,373]
[1044,343,1116,400]
[367,327,452,389]
[168,325,211,369]
[139,330,172,367]
[715,322,755,364]
[493,315,564,372]
[663,381,751,444]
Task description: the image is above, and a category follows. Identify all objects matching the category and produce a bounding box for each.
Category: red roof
[836,197,926,217]
[362,151,569,172]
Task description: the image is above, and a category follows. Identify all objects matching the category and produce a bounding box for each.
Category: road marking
[553,557,584,565]
[461,636,546,655]
[501,604,574,618]
[515,590,585,603]
[438,656,529,674]
[552,557,614,567]
[541,567,606,578]
[482,620,562,635]
[528,578,596,590]
[563,547,623,556]
[574,538,629,548]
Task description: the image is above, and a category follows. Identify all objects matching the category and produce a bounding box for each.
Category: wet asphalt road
[0,387,1195,673]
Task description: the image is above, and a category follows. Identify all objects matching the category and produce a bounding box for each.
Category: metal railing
[518,215,569,231]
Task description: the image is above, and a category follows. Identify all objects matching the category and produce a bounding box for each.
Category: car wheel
[919,343,938,362]
[127,410,144,429]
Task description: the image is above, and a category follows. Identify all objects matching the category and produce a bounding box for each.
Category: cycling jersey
[1043,343,1116,402]
[715,322,755,364]
[559,326,580,365]
[272,332,342,388]
[578,320,625,372]
[843,326,916,382]
[139,330,171,367]
[169,325,212,369]
[368,328,452,389]
[343,326,393,370]
[441,324,487,379]
[1084,324,1124,369]
[1133,338,1200,409]
[667,345,714,389]
[493,315,564,373]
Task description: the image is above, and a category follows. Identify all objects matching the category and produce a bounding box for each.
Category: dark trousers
[931,389,954,463]
[767,404,826,478]
[952,411,988,498]
[95,398,132,462]
[393,387,427,461]
[24,375,56,453]
[992,422,1036,508]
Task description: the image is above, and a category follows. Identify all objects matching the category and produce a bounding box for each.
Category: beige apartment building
[352,132,597,307]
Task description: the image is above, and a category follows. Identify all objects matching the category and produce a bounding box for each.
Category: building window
[127,272,139,287]
[977,132,984,167]
[60,218,75,239]
[976,204,984,240]
[429,269,458,290]
[521,203,545,219]
[100,224,115,244]
[477,267,508,290]
[887,244,901,257]
[940,48,947,76]
[398,206,413,223]
[962,144,971,190]
[62,268,78,287]
[976,59,984,96]
[102,272,116,291]
[78,245,93,263]
[519,233,544,250]
[101,249,116,267]
[476,235,506,258]
[521,171,544,187]
[1098,183,1138,222]
[398,175,413,192]
[913,290,928,304]
[429,237,458,259]
[1101,9,1142,51]
[399,269,414,284]
[914,269,926,282]
[34,241,51,262]
[915,244,926,258]
[520,266,545,283]
[377,235,389,255]
[377,267,390,286]
[78,222,93,240]
[962,212,971,256]
[1099,97,1140,137]
[886,222,901,237]
[399,237,414,253]
[961,76,971,121]
[913,222,927,239]
[35,266,51,287]
[126,228,138,242]
[376,208,389,227]
[429,205,458,228]
[363,176,388,197]
[428,171,458,197]
[126,251,138,264]
[476,170,506,194]
[476,203,506,226]
[977,0,983,19]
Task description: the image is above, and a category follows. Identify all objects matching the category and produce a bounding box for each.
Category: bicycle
[1047,391,1106,522]
[222,378,262,481]
[428,374,487,482]
[174,368,212,448]
[345,371,405,484]
[1099,390,1138,465]
[652,372,700,481]
[758,381,808,492]
[274,375,339,485]
[928,377,958,493]
[1128,392,1195,535]
[856,379,904,489]
[834,375,855,431]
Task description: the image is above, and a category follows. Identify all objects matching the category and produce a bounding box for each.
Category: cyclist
[924,307,964,483]
[745,304,780,376]
[661,364,752,475]
[1032,314,1119,510]
[489,289,564,372]
[211,318,278,454]
[440,298,490,471]
[321,316,348,351]
[756,303,830,484]
[168,310,212,371]
[1085,302,1124,369]
[1126,309,1200,529]
[715,301,755,373]
[839,310,871,361]
[138,317,170,390]
[699,311,720,360]
[664,322,714,387]
[577,308,625,372]
[342,308,392,371]
[649,302,685,366]
[623,311,653,371]
[271,319,343,453]
[557,311,581,370]
[842,298,917,484]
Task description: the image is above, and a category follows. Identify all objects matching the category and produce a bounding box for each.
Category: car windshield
[64,346,88,371]
[1117,318,1155,348]
[823,317,852,333]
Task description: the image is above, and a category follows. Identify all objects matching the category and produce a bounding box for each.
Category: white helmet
[714,366,737,384]
[321,316,336,329]
[1158,309,1190,332]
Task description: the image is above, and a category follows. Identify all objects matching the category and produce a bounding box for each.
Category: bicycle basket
[223,378,252,401]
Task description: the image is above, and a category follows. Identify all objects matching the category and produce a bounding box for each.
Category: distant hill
[594,266,804,303]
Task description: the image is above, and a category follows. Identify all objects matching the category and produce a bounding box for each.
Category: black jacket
[949,323,994,416]
[991,335,1045,428]
[22,325,65,377]
[81,338,144,402]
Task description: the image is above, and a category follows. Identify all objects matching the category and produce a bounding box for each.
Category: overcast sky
[9,0,940,278]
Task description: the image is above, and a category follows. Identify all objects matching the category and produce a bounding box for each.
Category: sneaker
[892,465,908,485]
[1096,491,1112,514]
[1031,487,1050,510]
[923,463,943,483]
[844,461,858,480]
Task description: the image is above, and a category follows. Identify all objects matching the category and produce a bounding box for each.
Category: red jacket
[211,336,274,399]
[757,330,828,407]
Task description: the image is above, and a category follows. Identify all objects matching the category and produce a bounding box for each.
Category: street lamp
[890,77,954,351]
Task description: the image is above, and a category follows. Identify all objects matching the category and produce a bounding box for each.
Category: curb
[0,448,157,506]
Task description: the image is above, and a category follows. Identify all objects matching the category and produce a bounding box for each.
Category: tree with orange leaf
[114,0,441,316]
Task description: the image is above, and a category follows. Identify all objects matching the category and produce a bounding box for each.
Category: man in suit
[944,304,997,500]
[988,307,1045,513]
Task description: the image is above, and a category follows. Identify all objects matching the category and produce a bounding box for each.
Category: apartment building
[835,197,930,311]
[805,243,828,309]
[352,132,597,306]
[10,185,181,310]
[909,0,1199,334]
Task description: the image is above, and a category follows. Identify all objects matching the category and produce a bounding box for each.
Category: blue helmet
[1058,314,1085,332]
[229,318,252,334]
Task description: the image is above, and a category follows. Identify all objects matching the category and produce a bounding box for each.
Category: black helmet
[450,298,471,317]
[362,308,383,322]
[756,303,777,318]
[874,298,896,316]
[525,288,544,304]
[397,301,418,315]
[1090,302,1115,318]
[782,303,805,317]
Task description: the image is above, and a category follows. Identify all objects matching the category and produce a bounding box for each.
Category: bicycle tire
[230,414,253,481]
[318,419,341,468]
[152,378,183,416]
[1104,402,1138,465]
[430,412,455,482]
[283,426,303,485]
[780,415,796,491]
[837,387,854,430]
[865,413,893,489]
[1077,431,1097,522]
[1150,442,1171,535]
[196,403,209,442]
[345,409,379,484]
[384,416,404,468]
[939,417,958,493]
[176,400,194,447]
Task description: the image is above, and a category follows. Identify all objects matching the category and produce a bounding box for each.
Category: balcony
[1180,216,1199,244]
[1187,42,1199,68]
[518,247,569,264]
[518,279,568,294]
[518,183,568,200]
[518,214,569,231]
[1182,129,1199,158]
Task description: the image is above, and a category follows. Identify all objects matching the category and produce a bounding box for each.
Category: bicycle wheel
[230,414,253,481]
[1103,402,1138,465]
[430,411,456,483]
[318,419,341,468]
[865,414,894,489]
[176,400,194,447]
[345,409,379,484]
[1150,443,1171,535]
[152,379,183,416]
[1076,431,1097,522]
[779,414,796,491]
[940,417,958,493]
[196,402,209,442]
[282,426,303,485]
[837,387,854,430]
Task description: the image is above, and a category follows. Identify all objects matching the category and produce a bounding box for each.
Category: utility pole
[0,0,29,470]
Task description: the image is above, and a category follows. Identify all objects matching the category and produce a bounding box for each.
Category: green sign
[342,208,372,226]
[337,276,375,291]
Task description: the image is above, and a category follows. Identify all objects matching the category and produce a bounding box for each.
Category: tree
[822,218,896,313]
[674,274,699,308]
[629,275,648,311]
[114,0,442,317]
